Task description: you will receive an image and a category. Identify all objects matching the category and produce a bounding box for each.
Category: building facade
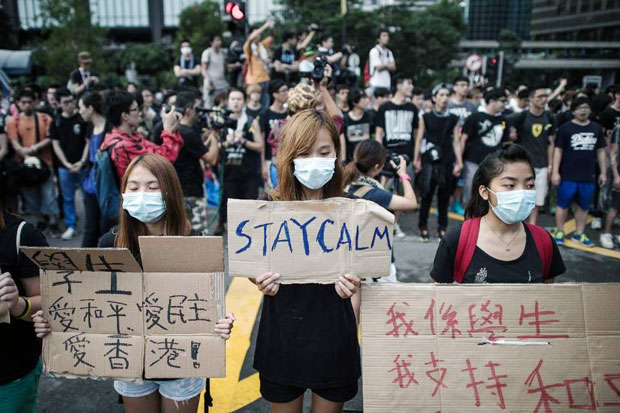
[530,0,620,41]
[465,0,533,40]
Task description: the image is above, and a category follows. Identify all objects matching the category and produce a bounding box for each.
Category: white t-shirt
[201,47,229,90]
[369,45,394,89]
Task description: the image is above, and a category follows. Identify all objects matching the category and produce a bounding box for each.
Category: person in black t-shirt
[413,84,462,241]
[461,88,509,204]
[174,39,201,88]
[174,92,219,235]
[375,74,418,238]
[67,51,99,95]
[271,32,299,85]
[0,207,48,411]
[261,80,288,187]
[552,97,607,247]
[375,74,418,162]
[369,87,390,136]
[507,85,557,225]
[599,85,620,138]
[252,110,361,411]
[431,144,565,284]
[49,88,89,240]
[341,89,371,162]
[216,88,264,235]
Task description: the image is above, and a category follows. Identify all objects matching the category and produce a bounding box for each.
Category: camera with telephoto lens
[194,107,237,137]
[163,104,186,116]
[384,151,410,173]
[312,55,328,82]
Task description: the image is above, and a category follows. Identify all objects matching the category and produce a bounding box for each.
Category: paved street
[34,205,619,412]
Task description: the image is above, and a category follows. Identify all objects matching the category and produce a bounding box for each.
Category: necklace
[484,217,520,251]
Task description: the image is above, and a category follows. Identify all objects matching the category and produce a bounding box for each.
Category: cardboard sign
[361,283,620,412]
[227,198,394,283]
[24,237,226,380]
[0,302,9,324]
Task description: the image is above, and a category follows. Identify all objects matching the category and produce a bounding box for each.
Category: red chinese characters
[425,299,462,339]
[462,359,508,409]
[467,300,507,340]
[518,300,570,340]
[385,302,419,338]
[389,354,418,388]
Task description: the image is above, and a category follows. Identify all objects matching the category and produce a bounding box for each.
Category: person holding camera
[173,92,219,235]
[215,88,264,235]
[344,139,417,282]
[99,91,183,181]
[413,84,463,242]
[67,51,99,95]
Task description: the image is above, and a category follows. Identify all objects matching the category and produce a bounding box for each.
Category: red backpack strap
[524,223,553,279]
[453,217,481,283]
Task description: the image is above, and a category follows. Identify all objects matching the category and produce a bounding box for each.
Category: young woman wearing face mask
[430,144,565,284]
[32,154,235,413]
[252,110,362,413]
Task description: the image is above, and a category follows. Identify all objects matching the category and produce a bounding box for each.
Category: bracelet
[399,174,411,182]
[19,297,33,320]
[14,296,30,319]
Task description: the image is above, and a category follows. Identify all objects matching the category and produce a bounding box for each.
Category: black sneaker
[438,229,446,240]
[420,229,430,243]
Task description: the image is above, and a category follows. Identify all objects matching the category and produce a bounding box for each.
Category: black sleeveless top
[253,193,361,387]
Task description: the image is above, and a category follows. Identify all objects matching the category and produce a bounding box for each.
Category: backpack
[453,217,553,283]
[93,143,119,221]
[363,60,371,86]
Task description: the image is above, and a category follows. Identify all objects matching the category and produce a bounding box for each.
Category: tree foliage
[33,0,108,83]
[176,1,225,57]
[117,43,172,76]
[275,0,466,87]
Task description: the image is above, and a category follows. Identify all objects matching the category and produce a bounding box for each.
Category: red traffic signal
[490,58,497,64]
[225,1,245,20]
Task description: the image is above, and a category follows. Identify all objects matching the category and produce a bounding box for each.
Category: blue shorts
[557,180,595,211]
[114,378,205,402]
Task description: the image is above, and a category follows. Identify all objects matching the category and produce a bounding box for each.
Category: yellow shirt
[243,36,273,85]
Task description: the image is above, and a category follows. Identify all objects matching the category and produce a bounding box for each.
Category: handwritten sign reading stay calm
[227,198,394,283]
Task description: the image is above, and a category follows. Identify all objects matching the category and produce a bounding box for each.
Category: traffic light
[225,1,245,20]
[486,55,499,84]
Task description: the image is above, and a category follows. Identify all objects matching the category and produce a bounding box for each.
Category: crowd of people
[0,22,619,413]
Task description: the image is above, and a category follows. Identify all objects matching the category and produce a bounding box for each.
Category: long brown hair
[268,109,344,201]
[115,154,189,259]
[343,139,386,187]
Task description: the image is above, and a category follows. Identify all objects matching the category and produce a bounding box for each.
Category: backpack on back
[453,217,553,283]
[94,144,119,221]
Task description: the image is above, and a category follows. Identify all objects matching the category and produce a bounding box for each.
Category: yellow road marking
[198,277,263,412]
[429,207,464,222]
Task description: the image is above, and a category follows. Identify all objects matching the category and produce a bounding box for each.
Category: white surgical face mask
[122,191,166,224]
[181,46,192,56]
[488,188,536,224]
[293,157,336,190]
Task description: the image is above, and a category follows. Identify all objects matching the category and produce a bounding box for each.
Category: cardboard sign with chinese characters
[361,283,620,412]
[22,237,225,380]
[227,198,394,283]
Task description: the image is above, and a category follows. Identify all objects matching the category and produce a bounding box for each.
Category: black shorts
[259,375,358,404]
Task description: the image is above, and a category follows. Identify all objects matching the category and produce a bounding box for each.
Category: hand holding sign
[335,274,361,299]
[255,272,281,296]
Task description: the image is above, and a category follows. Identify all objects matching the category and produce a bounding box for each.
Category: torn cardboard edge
[227,198,394,284]
[360,282,620,412]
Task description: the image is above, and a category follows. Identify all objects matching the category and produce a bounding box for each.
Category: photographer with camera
[215,88,264,235]
[272,32,300,86]
[413,84,463,242]
[344,139,417,282]
[368,29,396,96]
[173,92,219,235]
